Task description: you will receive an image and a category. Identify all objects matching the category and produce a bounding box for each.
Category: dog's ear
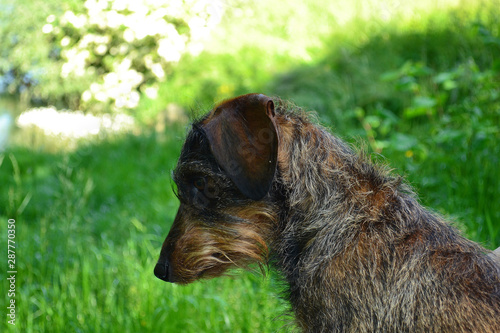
[201,93,278,200]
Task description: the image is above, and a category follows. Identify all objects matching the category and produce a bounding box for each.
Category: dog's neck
[269,112,408,328]
[273,112,399,221]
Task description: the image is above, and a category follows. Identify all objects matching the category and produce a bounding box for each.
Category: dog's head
[154,93,280,284]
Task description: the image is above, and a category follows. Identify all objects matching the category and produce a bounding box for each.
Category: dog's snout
[154,261,170,282]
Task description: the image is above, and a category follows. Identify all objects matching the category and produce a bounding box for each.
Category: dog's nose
[154,261,170,282]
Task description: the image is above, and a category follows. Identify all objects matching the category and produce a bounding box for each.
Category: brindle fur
[154,94,500,332]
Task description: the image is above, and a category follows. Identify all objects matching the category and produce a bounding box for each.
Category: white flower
[118,44,129,55]
[61,63,71,78]
[144,85,159,99]
[85,0,108,12]
[82,90,92,102]
[55,0,225,110]
[123,28,135,43]
[95,91,108,102]
[95,44,108,55]
[117,58,132,72]
[104,72,119,86]
[79,34,95,48]
[122,69,143,87]
[127,91,140,108]
[61,36,71,47]
[151,63,165,79]
[115,96,126,109]
[90,83,101,93]
[42,24,53,34]
[158,36,185,62]
[105,10,123,28]
[63,11,87,29]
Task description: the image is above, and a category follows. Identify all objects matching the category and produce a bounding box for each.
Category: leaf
[433,72,458,90]
[390,132,419,151]
[433,72,455,84]
[434,129,463,143]
[413,96,436,108]
[364,115,381,128]
[404,96,436,118]
[443,80,458,90]
[380,70,401,82]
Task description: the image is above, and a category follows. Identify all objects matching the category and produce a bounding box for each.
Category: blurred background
[0,0,499,331]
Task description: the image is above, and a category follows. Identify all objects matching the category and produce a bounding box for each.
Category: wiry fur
[269,100,499,332]
[155,96,500,332]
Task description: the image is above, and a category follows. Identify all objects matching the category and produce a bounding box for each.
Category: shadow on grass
[269,12,500,127]
[265,10,500,247]
[0,125,292,332]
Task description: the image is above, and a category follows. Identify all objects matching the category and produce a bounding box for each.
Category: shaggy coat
[155,94,500,332]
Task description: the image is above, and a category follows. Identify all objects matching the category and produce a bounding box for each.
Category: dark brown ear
[201,93,278,200]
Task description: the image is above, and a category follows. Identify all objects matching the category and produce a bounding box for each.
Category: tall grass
[0,131,290,332]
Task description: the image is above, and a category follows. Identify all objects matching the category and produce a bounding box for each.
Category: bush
[1,0,223,112]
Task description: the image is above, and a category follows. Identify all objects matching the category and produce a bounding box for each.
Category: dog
[154,93,500,332]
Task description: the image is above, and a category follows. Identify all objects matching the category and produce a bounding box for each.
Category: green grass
[0,131,290,332]
[1,0,500,332]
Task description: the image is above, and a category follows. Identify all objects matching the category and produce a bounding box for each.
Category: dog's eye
[193,177,206,191]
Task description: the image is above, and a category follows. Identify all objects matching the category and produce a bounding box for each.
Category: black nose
[154,261,170,282]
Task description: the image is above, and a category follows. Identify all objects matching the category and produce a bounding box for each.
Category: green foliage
[0,0,72,107]
[137,49,297,122]
[1,0,222,111]
[353,58,500,244]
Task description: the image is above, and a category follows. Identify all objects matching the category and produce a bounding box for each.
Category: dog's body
[154,94,500,332]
